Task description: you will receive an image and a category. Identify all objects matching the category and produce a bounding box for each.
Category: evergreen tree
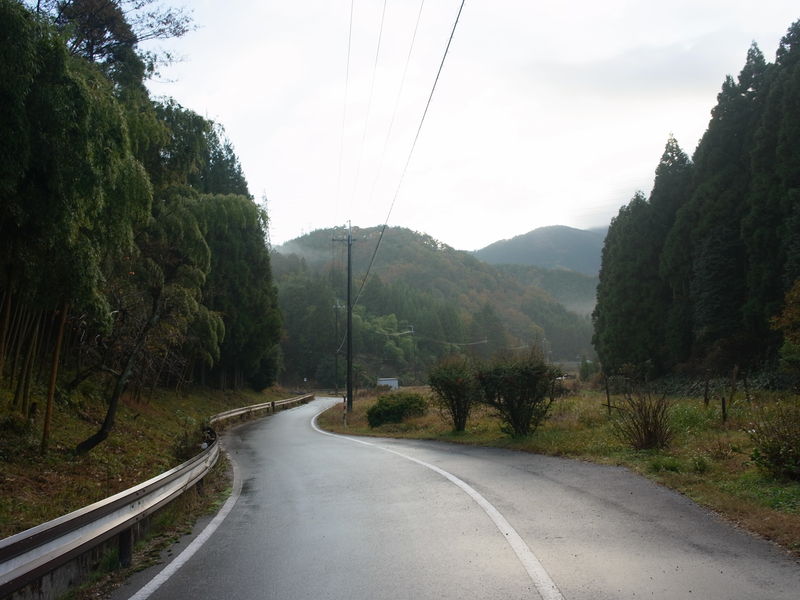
[742,23,800,357]
[650,136,693,366]
[593,192,660,371]
[596,26,800,374]
[661,44,768,369]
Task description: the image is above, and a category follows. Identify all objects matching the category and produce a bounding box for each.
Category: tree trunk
[150,350,168,397]
[0,291,11,379]
[35,309,56,382]
[21,314,41,414]
[8,308,31,392]
[13,314,40,412]
[74,357,131,454]
[75,294,162,454]
[41,304,68,454]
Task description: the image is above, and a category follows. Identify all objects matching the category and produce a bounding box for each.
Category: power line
[350,0,390,204]
[416,334,487,347]
[364,0,427,207]
[353,0,467,308]
[335,0,356,220]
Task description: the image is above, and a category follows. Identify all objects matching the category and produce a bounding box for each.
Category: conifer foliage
[593,21,800,377]
[0,0,280,453]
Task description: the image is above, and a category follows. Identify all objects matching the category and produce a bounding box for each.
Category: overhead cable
[336,0,356,219]
[364,0,427,206]
[354,0,467,308]
[350,0,391,204]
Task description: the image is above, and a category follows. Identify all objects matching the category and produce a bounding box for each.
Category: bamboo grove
[0,0,281,453]
[593,21,800,380]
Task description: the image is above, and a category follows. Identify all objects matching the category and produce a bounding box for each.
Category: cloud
[527,30,750,99]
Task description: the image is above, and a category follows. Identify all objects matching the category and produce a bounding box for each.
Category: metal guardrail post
[118,528,133,569]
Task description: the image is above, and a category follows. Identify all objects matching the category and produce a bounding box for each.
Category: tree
[468,303,509,360]
[428,355,480,432]
[475,350,559,437]
[76,185,217,454]
[742,26,800,354]
[772,279,800,373]
[29,0,192,78]
[199,194,281,389]
[1,0,286,456]
[277,271,337,387]
[648,137,693,367]
[0,1,151,451]
[593,192,664,372]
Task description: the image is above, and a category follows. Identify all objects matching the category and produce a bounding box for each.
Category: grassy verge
[318,388,800,557]
[0,385,287,538]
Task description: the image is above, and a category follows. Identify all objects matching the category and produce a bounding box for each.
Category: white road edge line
[127,450,243,600]
[311,403,564,600]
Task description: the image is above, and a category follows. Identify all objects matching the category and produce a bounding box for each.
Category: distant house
[377,377,399,390]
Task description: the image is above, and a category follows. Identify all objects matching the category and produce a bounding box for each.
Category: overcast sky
[145,1,799,251]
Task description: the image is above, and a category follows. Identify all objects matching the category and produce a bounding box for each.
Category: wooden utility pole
[333,224,354,413]
[346,225,353,413]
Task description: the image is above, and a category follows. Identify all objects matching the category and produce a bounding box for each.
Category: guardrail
[0,393,314,599]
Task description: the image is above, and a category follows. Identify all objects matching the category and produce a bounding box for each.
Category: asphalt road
[114,397,800,600]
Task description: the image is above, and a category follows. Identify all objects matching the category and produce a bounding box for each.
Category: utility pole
[333,301,343,395]
[333,224,354,413]
[346,224,353,413]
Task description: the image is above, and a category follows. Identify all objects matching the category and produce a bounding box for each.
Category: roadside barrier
[0,393,314,599]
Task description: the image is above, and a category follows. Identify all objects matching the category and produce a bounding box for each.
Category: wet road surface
[113,397,800,600]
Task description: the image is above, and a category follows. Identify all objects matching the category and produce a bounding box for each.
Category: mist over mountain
[272,226,596,386]
[474,225,605,276]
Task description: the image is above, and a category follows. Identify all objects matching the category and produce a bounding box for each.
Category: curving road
[114,397,800,600]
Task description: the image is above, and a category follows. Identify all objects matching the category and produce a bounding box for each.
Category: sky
[145,1,799,251]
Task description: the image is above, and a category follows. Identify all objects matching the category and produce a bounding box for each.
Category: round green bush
[366,391,427,428]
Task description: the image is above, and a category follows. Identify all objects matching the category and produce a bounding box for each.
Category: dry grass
[318,387,800,557]
[0,385,287,538]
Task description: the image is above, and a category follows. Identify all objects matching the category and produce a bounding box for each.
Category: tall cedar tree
[595,22,800,375]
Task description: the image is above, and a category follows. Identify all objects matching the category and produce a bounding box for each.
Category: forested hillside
[474,225,604,276]
[274,227,594,388]
[0,0,281,453]
[593,21,800,378]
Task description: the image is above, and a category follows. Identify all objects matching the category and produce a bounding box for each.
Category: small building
[377,377,399,390]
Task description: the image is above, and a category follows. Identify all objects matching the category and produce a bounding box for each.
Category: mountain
[493,264,598,316]
[474,225,605,276]
[272,227,596,386]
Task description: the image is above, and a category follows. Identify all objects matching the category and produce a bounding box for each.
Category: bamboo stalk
[42,304,68,453]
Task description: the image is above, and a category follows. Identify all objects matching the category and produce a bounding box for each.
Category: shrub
[366,391,428,428]
[475,351,559,437]
[748,399,800,481]
[612,391,673,450]
[428,355,480,432]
